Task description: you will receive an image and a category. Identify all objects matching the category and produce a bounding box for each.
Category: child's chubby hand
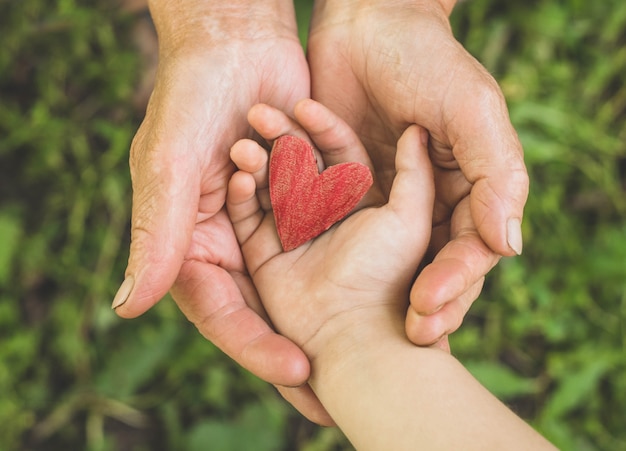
[226,99,435,360]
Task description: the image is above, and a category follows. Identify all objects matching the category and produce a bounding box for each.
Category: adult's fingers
[406,197,500,346]
[112,134,200,318]
[433,58,529,257]
[171,259,311,388]
[407,276,484,347]
[276,385,336,427]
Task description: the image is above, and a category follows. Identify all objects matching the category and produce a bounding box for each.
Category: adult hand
[307,0,529,350]
[112,0,332,425]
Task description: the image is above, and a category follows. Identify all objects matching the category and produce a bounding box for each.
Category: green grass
[1,0,624,450]
[451,1,626,449]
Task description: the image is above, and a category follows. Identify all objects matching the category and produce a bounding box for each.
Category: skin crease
[307,0,529,349]
[115,0,528,426]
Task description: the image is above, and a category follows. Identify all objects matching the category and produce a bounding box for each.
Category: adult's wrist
[312,0,455,22]
[148,0,299,55]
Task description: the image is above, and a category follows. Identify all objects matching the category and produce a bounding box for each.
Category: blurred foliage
[0,0,624,450]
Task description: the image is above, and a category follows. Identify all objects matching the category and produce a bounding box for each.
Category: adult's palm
[113,7,333,425]
[308,2,529,349]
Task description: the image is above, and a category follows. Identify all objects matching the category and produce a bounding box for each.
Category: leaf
[466,361,540,399]
[95,323,180,399]
[0,210,22,286]
[185,401,287,451]
[542,359,610,420]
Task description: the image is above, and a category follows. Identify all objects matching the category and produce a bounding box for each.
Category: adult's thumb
[112,147,199,318]
[443,63,529,257]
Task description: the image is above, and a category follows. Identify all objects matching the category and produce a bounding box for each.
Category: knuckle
[508,167,530,205]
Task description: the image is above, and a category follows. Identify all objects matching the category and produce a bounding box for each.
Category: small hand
[227,100,435,357]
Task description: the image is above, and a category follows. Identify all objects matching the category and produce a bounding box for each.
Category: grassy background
[1,0,624,449]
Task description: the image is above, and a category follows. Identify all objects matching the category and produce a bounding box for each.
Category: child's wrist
[303,303,406,378]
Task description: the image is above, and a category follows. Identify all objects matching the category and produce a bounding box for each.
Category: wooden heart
[269,135,373,251]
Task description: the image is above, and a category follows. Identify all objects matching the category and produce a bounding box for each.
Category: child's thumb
[387,125,435,232]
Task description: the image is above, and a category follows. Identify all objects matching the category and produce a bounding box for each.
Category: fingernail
[507,218,523,255]
[112,276,134,309]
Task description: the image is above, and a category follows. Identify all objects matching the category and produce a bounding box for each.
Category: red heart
[269,135,373,251]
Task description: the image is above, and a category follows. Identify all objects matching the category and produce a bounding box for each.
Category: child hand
[227,99,435,359]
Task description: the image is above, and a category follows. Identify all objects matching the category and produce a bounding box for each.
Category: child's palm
[227,101,434,349]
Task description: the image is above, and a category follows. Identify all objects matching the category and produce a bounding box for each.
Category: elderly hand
[112,0,333,425]
[307,0,528,350]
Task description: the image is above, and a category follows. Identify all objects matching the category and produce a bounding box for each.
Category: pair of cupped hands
[112,1,528,425]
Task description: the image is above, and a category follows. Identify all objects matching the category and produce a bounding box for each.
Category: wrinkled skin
[307,1,529,350]
[114,3,333,425]
[115,0,528,427]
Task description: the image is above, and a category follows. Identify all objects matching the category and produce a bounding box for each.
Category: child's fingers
[226,170,265,245]
[387,125,435,230]
[248,103,329,173]
[294,98,374,171]
[230,139,269,175]
[227,145,284,273]
[294,98,385,206]
[227,171,283,273]
[230,139,271,210]
[248,103,310,144]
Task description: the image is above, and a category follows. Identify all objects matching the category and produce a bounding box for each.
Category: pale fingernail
[507,217,523,255]
[112,276,134,309]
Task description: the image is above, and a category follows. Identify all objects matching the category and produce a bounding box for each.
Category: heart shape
[269,135,373,251]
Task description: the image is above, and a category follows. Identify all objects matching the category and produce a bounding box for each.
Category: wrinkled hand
[307,0,529,350]
[226,100,434,358]
[112,2,332,425]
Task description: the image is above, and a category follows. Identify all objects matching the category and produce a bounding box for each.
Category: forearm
[306,307,555,451]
